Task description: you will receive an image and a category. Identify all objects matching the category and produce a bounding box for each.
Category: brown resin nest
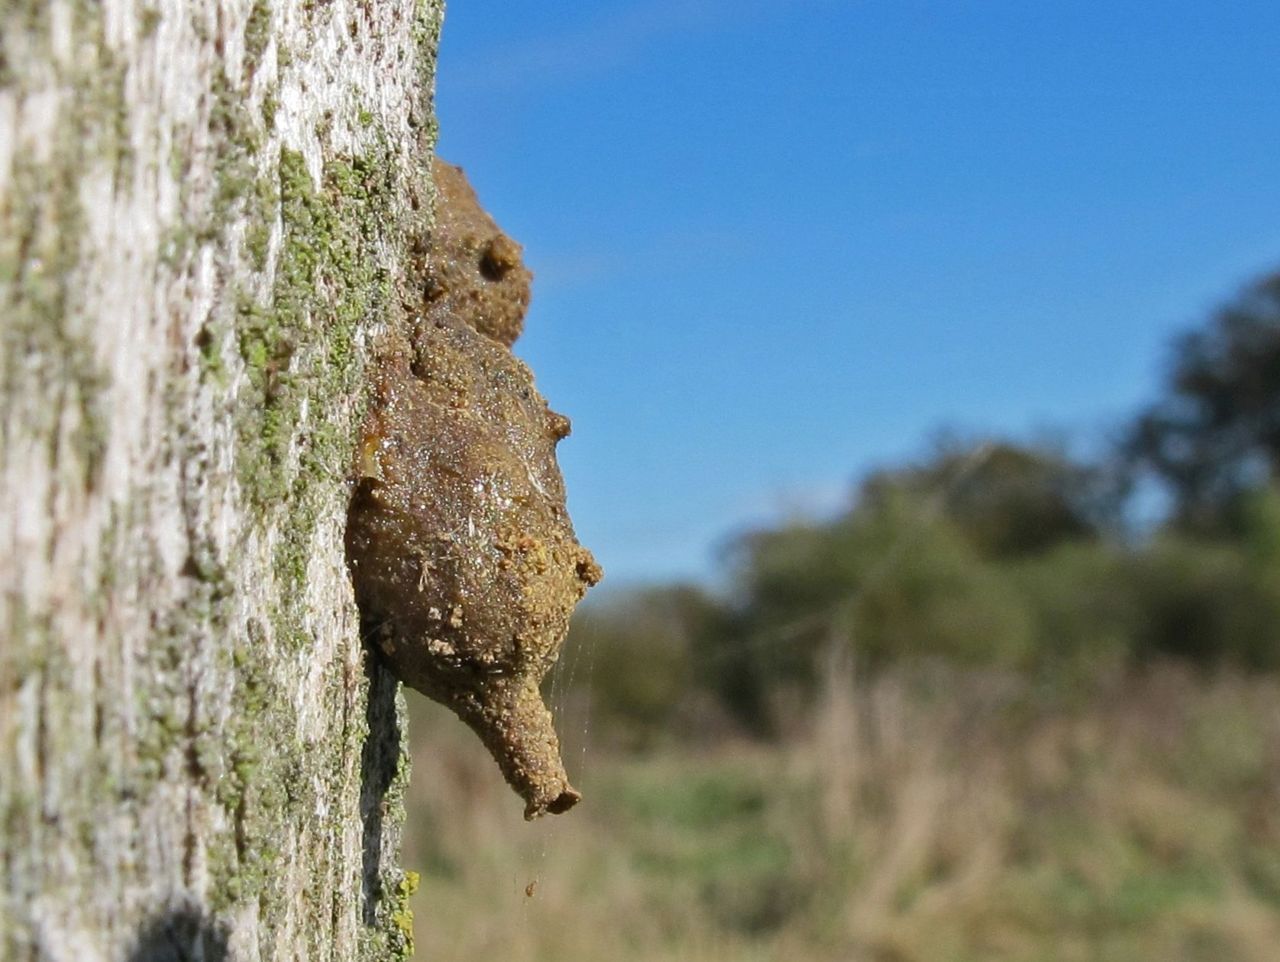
[422,158,532,348]
[346,159,601,819]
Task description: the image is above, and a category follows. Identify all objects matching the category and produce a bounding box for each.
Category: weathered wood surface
[0,0,443,958]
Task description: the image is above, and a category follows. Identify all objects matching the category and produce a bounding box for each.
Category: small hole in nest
[479,236,519,281]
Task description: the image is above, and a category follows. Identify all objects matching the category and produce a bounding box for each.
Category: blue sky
[433,0,1280,585]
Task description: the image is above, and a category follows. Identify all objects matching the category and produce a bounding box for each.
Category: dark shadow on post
[358,645,402,926]
[127,906,229,962]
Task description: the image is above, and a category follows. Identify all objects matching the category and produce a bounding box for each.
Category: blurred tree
[1008,542,1137,684]
[1240,484,1280,575]
[565,585,735,748]
[566,290,1280,747]
[724,484,1036,732]
[862,439,1110,559]
[1124,537,1280,670]
[1128,271,1280,533]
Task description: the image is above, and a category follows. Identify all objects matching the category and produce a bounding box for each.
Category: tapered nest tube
[451,678,582,819]
[346,315,601,817]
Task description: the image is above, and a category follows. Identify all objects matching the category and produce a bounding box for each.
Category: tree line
[566,271,1280,745]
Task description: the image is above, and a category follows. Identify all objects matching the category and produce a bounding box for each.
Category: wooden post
[0,1,444,957]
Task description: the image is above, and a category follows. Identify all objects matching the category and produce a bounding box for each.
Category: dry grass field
[401,662,1280,962]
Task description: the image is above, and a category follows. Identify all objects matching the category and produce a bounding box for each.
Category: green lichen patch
[208,631,295,911]
[410,0,444,134]
[244,0,272,67]
[230,146,406,620]
[174,71,429,954]
[213,135,428,954]
[0,4,123,497]
[390,870,420,955]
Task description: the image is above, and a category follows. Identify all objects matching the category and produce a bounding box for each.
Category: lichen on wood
[0,0,444,959]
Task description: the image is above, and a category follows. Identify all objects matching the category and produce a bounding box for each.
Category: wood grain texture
[0,0,443,958]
